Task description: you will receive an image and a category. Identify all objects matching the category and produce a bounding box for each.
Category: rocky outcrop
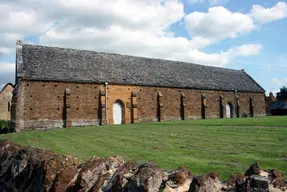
[0,140,286,192]
[0,140,79,192]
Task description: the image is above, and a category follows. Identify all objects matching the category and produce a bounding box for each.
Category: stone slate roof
[271,100,287,110]
[20,44,265,93]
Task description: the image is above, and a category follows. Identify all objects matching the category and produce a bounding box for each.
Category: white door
[113,102,123,124]
[226,104,231,118]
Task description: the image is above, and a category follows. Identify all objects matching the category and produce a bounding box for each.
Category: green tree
[277,86,287,100]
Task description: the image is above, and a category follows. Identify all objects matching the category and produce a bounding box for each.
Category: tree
[277,86,287,100]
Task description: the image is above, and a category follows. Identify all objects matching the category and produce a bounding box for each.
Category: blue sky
[0,0,287,94]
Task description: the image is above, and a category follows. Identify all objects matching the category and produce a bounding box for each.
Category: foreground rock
[0,140,286,192]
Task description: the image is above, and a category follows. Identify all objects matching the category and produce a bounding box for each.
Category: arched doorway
[226,103,233,118]
[113,101,123,124]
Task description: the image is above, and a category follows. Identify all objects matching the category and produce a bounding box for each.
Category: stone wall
[1,140,286,192]
[137,87,266,121]
[0,83,13,120]
[11,80,266,131]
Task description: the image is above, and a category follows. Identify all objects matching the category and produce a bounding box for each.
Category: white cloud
[188,36,215,49]
[0,48,12,55]
[250,2,287,23]
[171,44,262,67]
[0,0,268,87]
[232,44,263,56]
[0,62,15,73]
[272,78,281,87]
[184,6,255,41]
[271,77,287,87]
[0,62,15,85]
[0,33,23,56]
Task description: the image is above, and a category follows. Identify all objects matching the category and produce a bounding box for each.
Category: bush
[276,86,287,100]
[0,120,11,134]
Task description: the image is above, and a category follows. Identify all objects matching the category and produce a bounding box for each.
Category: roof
[271,100,287,110]
[18,43,265,93]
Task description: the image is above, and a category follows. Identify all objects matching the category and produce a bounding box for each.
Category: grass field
[0,116,286,180]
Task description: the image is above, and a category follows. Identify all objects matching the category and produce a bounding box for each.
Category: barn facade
[11,41,266,131]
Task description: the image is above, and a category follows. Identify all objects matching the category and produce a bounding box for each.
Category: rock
[66,156,124,192]
[162,166,193,192]
[101,160,137,192]
[189,173,222,192]
[223,173,245,191]
[270,169,286,188]
[124,162,164,192]
[243,175,269,192]
[0,139,79,192]
[245,162,261,176]
[167,166,193,185]
[54,165,78,191]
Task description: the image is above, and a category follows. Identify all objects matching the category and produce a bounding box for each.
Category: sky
[0,0,287,94]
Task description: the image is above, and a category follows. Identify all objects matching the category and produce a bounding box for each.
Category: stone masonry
[0,83,13,120]
[11,80,265,131]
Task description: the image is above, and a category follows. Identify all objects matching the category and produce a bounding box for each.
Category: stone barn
[11,41,266,131]
[0,83,13,120]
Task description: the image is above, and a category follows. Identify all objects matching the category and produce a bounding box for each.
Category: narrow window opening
[8,102,10,112]
[219,96,223,118]
[180,94,185,120]
[250,97,254,117]
[201,94,206,119]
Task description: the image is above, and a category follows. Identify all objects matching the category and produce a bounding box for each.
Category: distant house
[265,92,277,115]
[271,87,287,115]
[0,83,13,120]
[11,40,266,131]
[271,101,287,115]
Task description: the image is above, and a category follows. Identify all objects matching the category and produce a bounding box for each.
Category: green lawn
[0,116,286,180]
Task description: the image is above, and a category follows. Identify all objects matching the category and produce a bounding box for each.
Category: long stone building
[11,41,266,131]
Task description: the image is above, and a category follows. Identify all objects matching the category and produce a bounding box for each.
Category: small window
[8,102,11,112]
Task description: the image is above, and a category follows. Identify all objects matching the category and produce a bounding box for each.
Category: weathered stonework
[11,80,266,131]
[0,83,13,120]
